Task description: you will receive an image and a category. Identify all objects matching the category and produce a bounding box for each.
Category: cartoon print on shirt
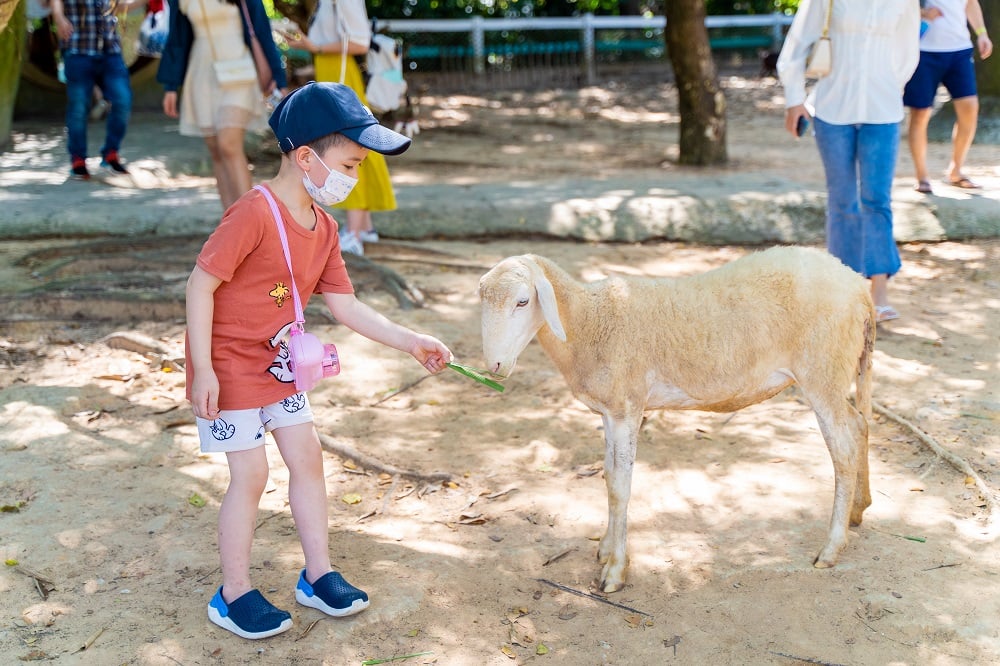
[282,393,308,413]
[270,282,291,308]
[210,418,236,441]
[268,340,295,384]
[267,322,297,384]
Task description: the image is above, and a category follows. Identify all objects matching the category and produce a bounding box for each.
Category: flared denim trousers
[814,118,902,279]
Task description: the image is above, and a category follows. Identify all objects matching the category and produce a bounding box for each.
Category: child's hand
[189,369,221,420]
[409,334,453,374]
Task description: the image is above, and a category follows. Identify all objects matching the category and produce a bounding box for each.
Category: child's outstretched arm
[322,292,452,373]
[186,266,224,419]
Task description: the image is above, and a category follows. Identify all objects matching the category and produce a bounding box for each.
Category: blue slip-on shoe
[207,587,293,640]
[295,569,370,617]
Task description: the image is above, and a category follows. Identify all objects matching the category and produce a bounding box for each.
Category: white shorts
[196,393,314,453]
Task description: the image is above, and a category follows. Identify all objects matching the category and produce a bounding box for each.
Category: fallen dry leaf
[457,512,488,525]
[509,615,536,647]
[557,605,577,621]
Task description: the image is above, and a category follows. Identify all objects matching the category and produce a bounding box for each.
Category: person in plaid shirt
[50,0,135,179]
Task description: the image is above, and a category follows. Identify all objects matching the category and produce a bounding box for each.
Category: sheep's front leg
[597,411,641,593]
[812,402,865,568]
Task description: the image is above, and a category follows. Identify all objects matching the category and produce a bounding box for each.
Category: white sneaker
[358,229,380,244]
[339,231,364,256]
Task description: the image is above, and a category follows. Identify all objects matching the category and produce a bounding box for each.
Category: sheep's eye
[515,298,529,308]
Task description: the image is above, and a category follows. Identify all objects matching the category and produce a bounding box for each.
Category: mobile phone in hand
[796,116,810,137]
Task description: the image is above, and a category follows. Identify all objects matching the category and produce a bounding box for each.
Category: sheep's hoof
[599,575,626,594]
[599,559,627,593]
[812,553,837,569]
[813,539,845,568]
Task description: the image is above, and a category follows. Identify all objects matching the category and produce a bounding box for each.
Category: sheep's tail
[856,307,875,422]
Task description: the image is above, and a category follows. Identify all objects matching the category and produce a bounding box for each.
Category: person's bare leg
[870,274,890,308]
[203,135,236,209]
[273,423,332,583]
[906,107,933,187]
[218,446,269,602]
[946,95,979,183]
[345,209,372,236]
[216,126,252,209]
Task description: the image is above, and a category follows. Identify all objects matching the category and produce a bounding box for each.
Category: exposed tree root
[99,331,176,356]
[317,432,451,483]
[343,253,426,309]
[873,400,999,527]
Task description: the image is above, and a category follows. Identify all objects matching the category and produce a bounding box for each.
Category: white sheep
[478,246,875,593]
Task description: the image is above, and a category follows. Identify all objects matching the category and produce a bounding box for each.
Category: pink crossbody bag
[255,185,341,392]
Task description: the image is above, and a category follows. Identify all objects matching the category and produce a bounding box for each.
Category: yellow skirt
[314,53,398,212]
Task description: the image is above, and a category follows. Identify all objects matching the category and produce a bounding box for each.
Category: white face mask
[302,149,358,206]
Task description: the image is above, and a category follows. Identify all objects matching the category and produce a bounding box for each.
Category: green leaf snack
[446,362,505,392]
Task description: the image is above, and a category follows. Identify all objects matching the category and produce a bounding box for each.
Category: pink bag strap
[254,184,306,329]
[238,0,258,39]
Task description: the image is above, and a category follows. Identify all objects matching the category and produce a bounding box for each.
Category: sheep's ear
[528,261,567,342]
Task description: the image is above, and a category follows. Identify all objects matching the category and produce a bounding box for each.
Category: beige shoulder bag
[804,0,833,79]
[197,0,258,88]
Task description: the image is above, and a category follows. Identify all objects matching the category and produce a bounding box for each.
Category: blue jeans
[63,52,132,160]
[814,118,901,278]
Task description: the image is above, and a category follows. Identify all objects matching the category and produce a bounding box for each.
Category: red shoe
[101,150,128,174]
[70,156,91,180]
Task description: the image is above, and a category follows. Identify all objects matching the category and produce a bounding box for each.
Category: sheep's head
[479,255,566,378]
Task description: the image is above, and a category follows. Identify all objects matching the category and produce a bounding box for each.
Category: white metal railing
[375,13,794,83]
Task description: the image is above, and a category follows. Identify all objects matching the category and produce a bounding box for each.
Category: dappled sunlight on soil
[2,237,998,663]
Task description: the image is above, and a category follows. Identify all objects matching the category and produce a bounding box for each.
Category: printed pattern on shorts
[197,394,314,453]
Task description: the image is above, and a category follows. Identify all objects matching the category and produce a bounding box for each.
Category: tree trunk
[0,0,26,149]
[976,0,999,96]
[664,0,728,166]
[273,0,313,32]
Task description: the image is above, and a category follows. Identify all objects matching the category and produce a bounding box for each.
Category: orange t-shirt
[185,186,354,410]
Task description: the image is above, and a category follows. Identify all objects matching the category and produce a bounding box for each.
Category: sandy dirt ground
[2,74,999,665]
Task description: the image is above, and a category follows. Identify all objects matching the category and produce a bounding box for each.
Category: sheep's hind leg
[850,406,871,526]
[597,411,640,593]
[811,401,863,568]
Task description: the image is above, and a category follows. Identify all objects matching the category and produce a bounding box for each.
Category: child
[185,82,453,640]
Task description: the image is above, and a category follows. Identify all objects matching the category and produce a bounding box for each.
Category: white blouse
[777,0,921,125]
[308,0,371,48]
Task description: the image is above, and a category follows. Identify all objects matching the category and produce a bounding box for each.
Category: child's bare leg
[273,423,332,581]
[276,422,370,617]
[219,446,269,602]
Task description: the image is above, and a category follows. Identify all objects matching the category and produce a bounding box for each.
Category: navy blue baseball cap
[268,82,411,155]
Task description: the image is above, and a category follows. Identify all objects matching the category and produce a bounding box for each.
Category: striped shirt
[60,0,122,55]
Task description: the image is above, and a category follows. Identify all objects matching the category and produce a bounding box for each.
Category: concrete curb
[2,123,997,243]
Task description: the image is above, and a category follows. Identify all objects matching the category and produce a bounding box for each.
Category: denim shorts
[903,48,977,109]
[195,393,314,453]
